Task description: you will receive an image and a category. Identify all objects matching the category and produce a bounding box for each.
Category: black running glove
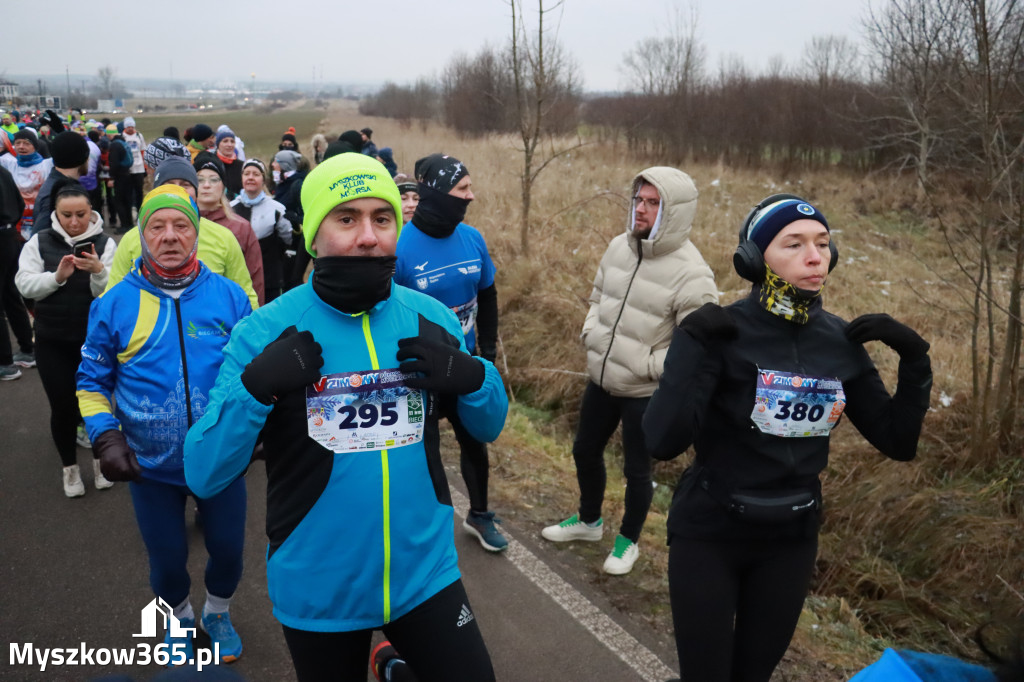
[845,313,930,359]
[241,325,324,405]
[94,429,141,482]
[679,302,738,346]
[44,109,66,133]
[397,336,486,395]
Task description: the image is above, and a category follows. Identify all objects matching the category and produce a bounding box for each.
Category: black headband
[243,158,266,175]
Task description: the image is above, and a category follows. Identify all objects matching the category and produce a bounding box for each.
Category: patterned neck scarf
[756,263,822,324]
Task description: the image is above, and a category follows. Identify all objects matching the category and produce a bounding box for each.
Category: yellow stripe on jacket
[117,289,161,364]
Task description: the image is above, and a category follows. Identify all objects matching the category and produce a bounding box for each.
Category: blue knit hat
[215,128,235,147]
[746,198,829,253]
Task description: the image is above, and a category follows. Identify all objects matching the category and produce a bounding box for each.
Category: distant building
[35,95,62,111]
[0,81,18,101]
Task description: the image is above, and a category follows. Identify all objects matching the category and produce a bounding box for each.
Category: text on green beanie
[300,153,403,257]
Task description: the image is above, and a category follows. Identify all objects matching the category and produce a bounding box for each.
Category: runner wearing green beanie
[138,184,200,233]
[300,153,403,256]
[137,185,202,289]
[184,136,506,682]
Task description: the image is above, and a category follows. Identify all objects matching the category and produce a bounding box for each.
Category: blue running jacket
[184,281,508,632]
[77,261,252,486]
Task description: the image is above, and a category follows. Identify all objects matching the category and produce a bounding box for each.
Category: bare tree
[441,47,513,135]
[764,54,790,79]
[871,0,1024,455]
[508,0,583,255]
[96,66,121,98]
[621,6,705,97]
[940,0,1024,454]
[802,34,861,89]
[863,0,967,188]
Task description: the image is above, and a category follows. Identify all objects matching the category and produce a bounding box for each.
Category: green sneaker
[603,534,639,575]
[541,514,603,542]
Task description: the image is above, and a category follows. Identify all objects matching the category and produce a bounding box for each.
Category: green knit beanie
[300,153,403,257]
[138,185,200,233]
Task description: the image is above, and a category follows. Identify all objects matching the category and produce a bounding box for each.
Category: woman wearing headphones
[643,195,933,682]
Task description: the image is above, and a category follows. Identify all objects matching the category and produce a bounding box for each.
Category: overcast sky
[8,0,870,92]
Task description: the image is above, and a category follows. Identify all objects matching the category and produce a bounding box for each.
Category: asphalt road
[0,360,679,681]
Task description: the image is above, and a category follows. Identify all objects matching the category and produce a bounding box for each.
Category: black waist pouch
[728,490,818,524]
[697,468,819,525]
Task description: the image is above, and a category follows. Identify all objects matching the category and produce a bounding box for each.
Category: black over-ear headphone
[733,193,839,282]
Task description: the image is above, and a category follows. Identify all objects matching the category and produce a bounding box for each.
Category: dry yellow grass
[315,102,1022,677]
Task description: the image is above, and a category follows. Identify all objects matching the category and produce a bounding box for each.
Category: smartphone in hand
[73,243,95,259]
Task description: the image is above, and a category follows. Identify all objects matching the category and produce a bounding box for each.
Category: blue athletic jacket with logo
[394,222,495,353]
[183,281,508,632]
[76,260,252,486]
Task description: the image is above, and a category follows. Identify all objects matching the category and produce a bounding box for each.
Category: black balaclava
[411,153,470,238]
[312,256,397,315]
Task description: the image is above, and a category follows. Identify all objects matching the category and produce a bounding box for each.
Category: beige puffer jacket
[582,167,718,398]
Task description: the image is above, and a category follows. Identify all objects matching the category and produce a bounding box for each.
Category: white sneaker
[603,535,639,575]
[76,424,92,449]
[541,514,603,542]
[93,459,114,490]
[63,465,85,498]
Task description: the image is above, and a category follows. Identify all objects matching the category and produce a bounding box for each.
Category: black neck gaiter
[312,255,397,314]
[410,183,470,238]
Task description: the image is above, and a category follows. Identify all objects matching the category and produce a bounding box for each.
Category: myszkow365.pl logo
[8,598,220,672]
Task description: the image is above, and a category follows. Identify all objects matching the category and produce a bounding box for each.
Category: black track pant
[130,172,146,212]
[88,186,103,215]
[112,175,133,229]
[0,228,32,365]
[282,579,494,682]
[35,336,91,467]
[102,181,118,228]
[572,381,652,542]
[668,534,818,682]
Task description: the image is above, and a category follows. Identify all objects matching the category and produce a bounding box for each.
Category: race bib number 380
[305,368,424,453]
[750,369,846,438]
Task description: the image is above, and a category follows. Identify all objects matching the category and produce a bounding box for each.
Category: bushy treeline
[359,45,581,138]
[582,78,895,172]
[358,79,439,126]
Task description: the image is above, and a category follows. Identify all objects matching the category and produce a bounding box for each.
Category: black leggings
[35,336,92,467]
[446,405,490,513]
[282,579,494,682]
[668,534,818,682]
[572,381,652,542]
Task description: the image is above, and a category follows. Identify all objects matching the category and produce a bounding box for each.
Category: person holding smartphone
[16,178,115,497]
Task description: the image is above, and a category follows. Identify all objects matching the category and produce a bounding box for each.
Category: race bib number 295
[750,368,845,438]
[305,368,424,453]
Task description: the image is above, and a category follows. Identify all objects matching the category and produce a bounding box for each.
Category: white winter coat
[582,166,718,398]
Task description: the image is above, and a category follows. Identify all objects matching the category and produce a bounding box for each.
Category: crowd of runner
[3,108,1019,682]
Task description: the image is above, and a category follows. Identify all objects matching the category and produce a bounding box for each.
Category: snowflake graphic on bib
[306,368,424,452]
[750,369,846,438]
